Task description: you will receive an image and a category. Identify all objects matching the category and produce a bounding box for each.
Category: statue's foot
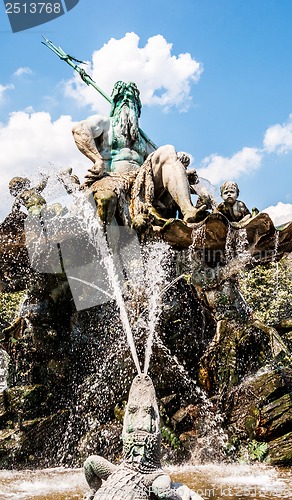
[183,205,207,223]
[183,209,198,223]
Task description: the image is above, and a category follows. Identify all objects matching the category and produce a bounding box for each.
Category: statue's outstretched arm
[72,118,108,179]
[72,119,105,164]
[84,454,117,492]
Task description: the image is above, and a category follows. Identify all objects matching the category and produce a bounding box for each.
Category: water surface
[0,464,291,499]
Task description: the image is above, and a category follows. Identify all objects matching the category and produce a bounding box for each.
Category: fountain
[0,40,292,499]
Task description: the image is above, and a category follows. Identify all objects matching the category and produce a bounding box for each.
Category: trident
[42,37,157,150]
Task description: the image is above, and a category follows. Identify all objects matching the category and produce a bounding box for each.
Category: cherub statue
[216,180,252,223]
[9,175,48,216]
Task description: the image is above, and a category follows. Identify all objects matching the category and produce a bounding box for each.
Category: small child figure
[9,175,48,216]
[217,181,251,222]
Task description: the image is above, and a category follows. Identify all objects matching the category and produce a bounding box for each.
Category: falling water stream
[142,242,171,374]
[70,190,142,375]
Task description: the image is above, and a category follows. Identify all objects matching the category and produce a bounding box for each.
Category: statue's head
[9,177,31,196]
[122,374,161,467]
[220,180,239,205]
[110,81,142,118]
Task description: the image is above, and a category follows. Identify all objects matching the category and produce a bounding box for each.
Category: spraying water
[79,200,141,374]
[0,349,9,392]
[59,183,142,375]
[154,335,228,461]
[66,275,113,299]
[143,242,171,374]
[191,225,206,248]
[225,226,251,265]
[195,177,218,210]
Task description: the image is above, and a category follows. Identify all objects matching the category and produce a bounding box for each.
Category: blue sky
[0,0,292,224]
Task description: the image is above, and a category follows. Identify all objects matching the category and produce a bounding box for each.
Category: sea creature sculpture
[84,374,202,499]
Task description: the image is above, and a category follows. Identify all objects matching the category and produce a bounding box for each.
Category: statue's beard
[123,431,160,469]
[113,100,140,143]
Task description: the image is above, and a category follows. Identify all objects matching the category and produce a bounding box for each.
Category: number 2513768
[5,2,62,14]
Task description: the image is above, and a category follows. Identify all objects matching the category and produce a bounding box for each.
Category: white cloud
[23,105,35,113]
[0,83,14,102]
[197,147,263,185]
[13,67,33,77]
[197,114,292,187]
[262,202,292,226]
[0,111,91,221]
[64,32,203,114]
[263,113,292,153]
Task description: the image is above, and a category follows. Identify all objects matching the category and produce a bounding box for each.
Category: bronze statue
[216,180,251,223]
[72,81,203,226]
[9,175,48,216]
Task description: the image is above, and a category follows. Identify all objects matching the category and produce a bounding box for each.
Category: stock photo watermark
[4,0,80,32]
[190,484,291,498]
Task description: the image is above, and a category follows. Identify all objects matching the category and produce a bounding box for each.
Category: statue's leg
[151,145,199,223]
[84,454,117,492]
